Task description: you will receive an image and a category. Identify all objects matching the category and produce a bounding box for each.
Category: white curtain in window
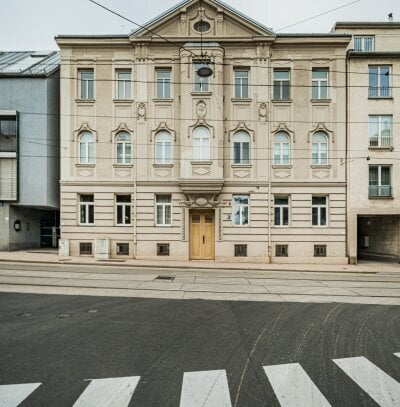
[193,126,210,161]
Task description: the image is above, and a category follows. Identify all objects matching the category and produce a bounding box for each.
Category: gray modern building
[0,51,60,250]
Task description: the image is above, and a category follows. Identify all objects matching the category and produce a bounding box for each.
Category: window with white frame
[193,126,210,161]
[116,195,131,225]
[312,196,327,226]
[312,132,328,165]
[234,68,249,98]
[156,69,171,98]
[232,195,249,226]
[79,195,94,224]
[78,131,94,164]
[155,195,172,226]
[369,115,392,147]
[312,69,328,99]
[194,62,210,92]
[273,132,290,165]
[233,131,250,164]
[79,69,94,99]
[116,70,131,99]
[273,69,290,100]
[369,66,391,98]
[116,131,132,164]
[354,35,375,52]
[274,196,289,226]
[155,131,172,164]
[369,165,392,197]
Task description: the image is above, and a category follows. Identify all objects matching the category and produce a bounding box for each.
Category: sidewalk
[0,249,399,274]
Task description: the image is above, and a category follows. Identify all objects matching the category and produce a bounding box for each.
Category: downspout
[267,51,272,263]
[345,49,351,264]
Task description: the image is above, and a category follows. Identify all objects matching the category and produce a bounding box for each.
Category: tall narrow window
[234,69,249,98]
[273,69,290,100]
[368,116,392,147]
[274,196,289,226]
[116,70,131,99]
[194,62,210,92]
[369,66,391,98]
[78,131,94,164]
[156,69,171,98]
[155,131,172,164]
[233,131,250,164]
[232,195,249,226]
[155,195,172,226]
[116,195,131,225]
[273,132,290,165]
[116,132,132,164]
[312,69,328,99]
[312,196,327,226]
[369,165,392,197]
[193,126,210,161]
[79,195,94,225]
[312,132,328,165]
[0,117,17,153]
[79,70,94,99]
[354,35,375,52]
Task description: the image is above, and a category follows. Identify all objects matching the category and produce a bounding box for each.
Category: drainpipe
[267,58,272,263]
[345,49,352,264]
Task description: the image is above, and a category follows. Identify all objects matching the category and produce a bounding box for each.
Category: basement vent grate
[154,275,175,281]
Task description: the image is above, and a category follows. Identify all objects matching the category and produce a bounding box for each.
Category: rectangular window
[0,117,17,152]
[155,195,172,226]
[157,243,170,256]
[314,245,326,257]
[79,242,92,255]
[116,243,129,255]
[234,244,247,257]
[369,66,391,98]
[312,69,328,99]
[232,195,249,226]
[276,244,288,257]
[312,196,327,226]
[156,69,171,99]
[194,62,210,92]
[273,69,290,100]
[116,70,131,99]
[79,195,94,225]
[274,196,289,226]
[368,115,392,147]
[79,70,94,99]
[116,195,131,225]
[234,69,249,98]
[369,165,392,197]
[354,35,375,52]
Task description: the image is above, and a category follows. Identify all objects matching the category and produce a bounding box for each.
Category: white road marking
[72,376,140,407]
[180,369,232,407]
[0,382,41,407]
[394,353,400,358]
[263,363,331,407]
[334,356,400,407]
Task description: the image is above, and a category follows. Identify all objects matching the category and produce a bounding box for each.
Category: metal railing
[368,185,392,198]
[368,87,391,98]
[369,135,392,148]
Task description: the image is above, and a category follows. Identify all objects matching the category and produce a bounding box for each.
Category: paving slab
[182,283,268,294]
[136,282,183,291]
[265,285,358,296]
[194,277,250,285]
[248,278,325,287]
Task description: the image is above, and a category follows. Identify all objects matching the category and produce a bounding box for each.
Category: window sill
[191,91,212,97]
[113,164,133,168]
[231,164,252,168]
[311,99,331,103]
[79,223,95,226]
[368,146,393,151]
[113,99,134,103]
[231,98,252,103]
[155,224,173,227]
[153,163,173,168]
[232,224,250,227]
[312,225,329,228]
[368,196,393,200]
[272,99,292,104]
[153,98,173,103]
[116,224,132,227]
[272,164,292,169]
[191,160,212,165]
[368,97,393,100]
[0,152,17,158]
[311,164,331,169]
[75,99,95,104]
[76,163,95,168]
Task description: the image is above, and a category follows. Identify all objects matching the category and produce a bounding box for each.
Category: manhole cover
[57,313,71,318]
[154,275,175,281]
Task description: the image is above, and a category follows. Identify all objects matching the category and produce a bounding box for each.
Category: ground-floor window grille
[80,242,92,255]
[276,244,288,257]
[157,243,170,256]
[314,244,327,257]
[234,244,247,257]
[116,243,129,255]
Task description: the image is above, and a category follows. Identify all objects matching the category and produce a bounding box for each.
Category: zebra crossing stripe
[0,382,41,407]
[394,353,400,358]
[180,369,232,407]
[72,376,140,407]
[263,363,332,407]
[333,356,400,407]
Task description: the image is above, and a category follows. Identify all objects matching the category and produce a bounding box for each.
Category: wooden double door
[189,210,215,260]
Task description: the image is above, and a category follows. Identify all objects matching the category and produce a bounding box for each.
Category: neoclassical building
[57,0,353,263]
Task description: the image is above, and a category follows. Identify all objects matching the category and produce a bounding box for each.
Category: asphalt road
[0,292,399,406]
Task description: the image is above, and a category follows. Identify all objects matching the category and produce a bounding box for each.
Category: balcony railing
[368,87,392,98]
[369,135,392,148]
[368,185,392,198]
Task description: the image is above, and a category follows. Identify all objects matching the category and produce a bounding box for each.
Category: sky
[0,0,398,51]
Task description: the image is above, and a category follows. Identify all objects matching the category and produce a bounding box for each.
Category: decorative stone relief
[313,170,329,179]
[115,170,131,178]
[77,169,93,177]
[228,121,255,141]
[274,171,290,179]
[233,170,250,178]
[192,166,211,176]
[155,169,172,178]
[258,103,268,121]
[196,100,207,118]
[137,103,146,121]
[195,196,208,207]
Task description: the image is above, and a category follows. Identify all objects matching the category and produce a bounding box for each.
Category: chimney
[388,13,393,22]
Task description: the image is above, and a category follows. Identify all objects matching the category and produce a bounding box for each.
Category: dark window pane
[125,206,131,224]
[117,206,123,224]
[234,142,241,163]
[283,207,289,225]
[312,207,318,225]
[88,205,94,224]
[274,207,280,225]
[320,208,326,226]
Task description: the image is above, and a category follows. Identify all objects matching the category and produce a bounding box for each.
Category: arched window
[193,126,210,161]
[273,132,290,165]
[79,131,94,164]
[116,131,132,164]
[233,131,250,164]
[155,131,172,164]
[312,132,328,165]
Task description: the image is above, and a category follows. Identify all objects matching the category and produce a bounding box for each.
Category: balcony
[369,135,392,148]
[368,185,392,198]
[368,87,391,98]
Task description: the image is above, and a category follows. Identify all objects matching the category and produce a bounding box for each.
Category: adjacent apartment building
[56,0,399,264]
[0,51,60,250]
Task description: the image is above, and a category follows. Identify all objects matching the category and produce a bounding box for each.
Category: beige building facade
[57,0,354,263]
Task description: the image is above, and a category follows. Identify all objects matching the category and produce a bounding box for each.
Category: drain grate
[154,275,175,281]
